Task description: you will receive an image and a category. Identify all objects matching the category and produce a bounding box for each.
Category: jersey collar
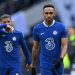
[43,20,55,27]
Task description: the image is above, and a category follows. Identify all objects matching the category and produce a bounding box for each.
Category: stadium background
[0,0,75,75]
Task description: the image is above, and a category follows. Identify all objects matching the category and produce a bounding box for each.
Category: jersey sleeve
[0,24,7,29]
[61,25,67,38]
[19,32,31,64]
[33,26,39,41]
[0,24,7,35]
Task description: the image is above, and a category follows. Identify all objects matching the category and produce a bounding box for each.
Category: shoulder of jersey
[14,30,22,34]
[34,23,43,29]
[55,21,65,28]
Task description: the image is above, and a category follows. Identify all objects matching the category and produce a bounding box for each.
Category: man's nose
[6,23,9,25]
[48,14,51,17]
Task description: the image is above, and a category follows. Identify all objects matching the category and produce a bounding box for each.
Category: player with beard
[32,4,68,75]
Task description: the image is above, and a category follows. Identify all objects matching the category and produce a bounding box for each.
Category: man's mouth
[48,18,51,21]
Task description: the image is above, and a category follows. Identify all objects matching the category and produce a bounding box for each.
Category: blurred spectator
[63,26,75,74]
[68,26,75,67]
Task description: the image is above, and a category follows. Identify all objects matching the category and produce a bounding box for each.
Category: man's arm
[60,38,68,58]
[0,24,13,32]
[32,40,39,67]
[55,38,68,69]
[0,24,7,29]
[19,32,31,65]
[32,40,39,75]
[32,26,39,74]
[0,24,7,34]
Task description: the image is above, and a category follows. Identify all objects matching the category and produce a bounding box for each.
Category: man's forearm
[32,47,38,67]
[0,24,6,29]
[60,44,67,58]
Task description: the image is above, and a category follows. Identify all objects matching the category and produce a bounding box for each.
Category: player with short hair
[0,14,32,75]
[32,4,68,75]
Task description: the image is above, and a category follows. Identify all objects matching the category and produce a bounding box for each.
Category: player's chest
[38,28,61,40]
[0,33,19,43]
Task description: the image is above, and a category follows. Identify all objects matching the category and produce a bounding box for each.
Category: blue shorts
[40,65,64,75]
[0,67,22,75]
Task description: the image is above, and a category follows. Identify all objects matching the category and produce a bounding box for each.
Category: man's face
[43,7,55,23]
[1,18,13,27]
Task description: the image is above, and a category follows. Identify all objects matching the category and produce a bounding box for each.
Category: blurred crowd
[0,0,44,15]
[67,26,75,75]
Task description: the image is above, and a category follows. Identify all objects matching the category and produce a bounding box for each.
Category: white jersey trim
[43,20,55,27]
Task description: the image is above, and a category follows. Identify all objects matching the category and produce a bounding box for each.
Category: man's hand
[31,67,36,75]
[6,25,14,32]
[26,64,32,71]
[55,57,63,70]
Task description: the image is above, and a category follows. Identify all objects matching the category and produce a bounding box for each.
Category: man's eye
[45,12,48,14]
[45,12,53,15]
[7,21,10,23]
[3,22,6,23]
[50,12,53,14]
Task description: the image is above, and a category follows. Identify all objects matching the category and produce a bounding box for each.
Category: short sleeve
[33,26,39,41]
[61,26,67,38]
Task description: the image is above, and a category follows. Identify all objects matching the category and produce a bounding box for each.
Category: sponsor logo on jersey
[4,41,13,52]
[45,37,55,50]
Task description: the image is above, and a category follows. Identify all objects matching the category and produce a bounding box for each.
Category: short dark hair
[43,4,55,10]
[0,14,11,21]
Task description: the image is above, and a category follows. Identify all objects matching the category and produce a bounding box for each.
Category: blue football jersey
[33,21,67,69]
[0,24,31,68]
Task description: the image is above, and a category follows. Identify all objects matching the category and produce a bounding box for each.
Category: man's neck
[43,20,55,27]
